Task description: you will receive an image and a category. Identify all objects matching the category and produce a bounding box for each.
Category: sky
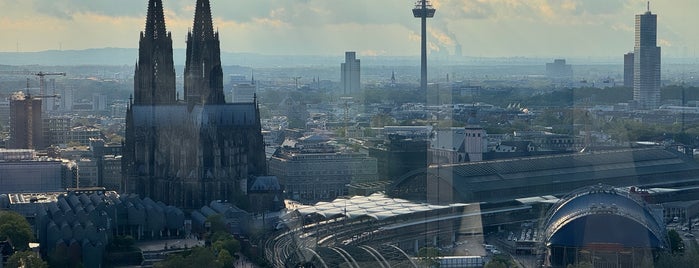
[0,0,697,58]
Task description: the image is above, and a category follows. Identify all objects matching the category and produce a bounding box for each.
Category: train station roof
[294,193,468,221]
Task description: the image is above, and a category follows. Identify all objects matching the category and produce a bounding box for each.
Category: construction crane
[34,72,66,97]
[0,70,66,95]
[292,76,301,89]
[0,70,66,111]
[34,73,65,111]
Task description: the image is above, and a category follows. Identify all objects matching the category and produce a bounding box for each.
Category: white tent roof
[294,193,468,221]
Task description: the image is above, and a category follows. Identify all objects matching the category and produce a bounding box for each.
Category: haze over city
[1,0,698,58]
[3,0,699,267]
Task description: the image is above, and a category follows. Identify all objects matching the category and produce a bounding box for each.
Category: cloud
[429,27,455,47]
[29,0,145,20]
[659,39,672,47]
[612,23,633,32]
[0,0,697,58]
[408,31,421,42]
[360,49,388,57]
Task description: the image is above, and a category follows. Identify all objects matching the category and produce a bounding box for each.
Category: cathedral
[123,0,267,208]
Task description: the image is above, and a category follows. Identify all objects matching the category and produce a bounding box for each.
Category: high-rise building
[545,59,573,80]
[231,77,256,103]
[9,92,43,149]
[0,100,10,128]
[61,88,73,111]
[633,7,661,109]
[341,51,360,95]
[624,52,635,87]
[123,0,267,209]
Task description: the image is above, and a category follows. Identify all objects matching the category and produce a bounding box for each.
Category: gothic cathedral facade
[123,0,267,208]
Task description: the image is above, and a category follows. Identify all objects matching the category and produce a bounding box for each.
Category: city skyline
[0,0,697,58]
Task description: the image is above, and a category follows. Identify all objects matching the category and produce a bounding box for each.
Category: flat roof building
[269,139,377,203]
[0,159,66,194]
[391,147,699,204]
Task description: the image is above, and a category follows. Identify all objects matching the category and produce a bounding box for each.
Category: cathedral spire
[134,0,176,105]
[145,0,168,39]
[184,0,225,105]
[192,0,216,40]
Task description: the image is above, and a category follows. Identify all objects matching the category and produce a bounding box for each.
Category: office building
[231,81,256,103]
[341,51,360,94]
[368,135,428,181]
[0,100,10,128]
[43,116,71,146]
[545,59,573,80]
[76,158,98,187]
[0,149,74,193]
[633,8,661,109]
[9,92,43,149]
[61,88,73,112]
[269,138,378,203]
[624,52,634,87]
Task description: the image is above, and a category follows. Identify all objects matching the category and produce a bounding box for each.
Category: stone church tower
[184,0,226,105]
[134,0,176,106]
[123,0,267,209]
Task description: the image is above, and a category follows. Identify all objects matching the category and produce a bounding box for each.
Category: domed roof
[542,185,667,249]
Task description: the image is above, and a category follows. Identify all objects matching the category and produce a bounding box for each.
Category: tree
[108,235,135,249]
[485,253,516,268]
[417,247,441,267]
[155,247,223,268]
[6,251,48,268]
[668,229,684,254]
[184,247,223,268]
[212,237,240,256]
[654,250,699,268]
[484,261,507,268]
[0,211,34,251]
[566,262,593,268]
[206,214,228,234]
[217,249,234,267]
[154,254,186,268]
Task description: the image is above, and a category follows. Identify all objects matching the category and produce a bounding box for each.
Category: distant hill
[0,48,355,67]
[0,48,507,68]
[3,47,666,68]
[0,48,139,66]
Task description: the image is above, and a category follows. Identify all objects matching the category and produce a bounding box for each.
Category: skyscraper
[624,52,634,87]
[9,93,43,149]
[633,6,661,110]
[124,0,267,208]
[341,51,360,95]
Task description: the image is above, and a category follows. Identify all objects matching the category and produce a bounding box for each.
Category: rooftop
[293,192,468,221]
[6,192,64,205]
